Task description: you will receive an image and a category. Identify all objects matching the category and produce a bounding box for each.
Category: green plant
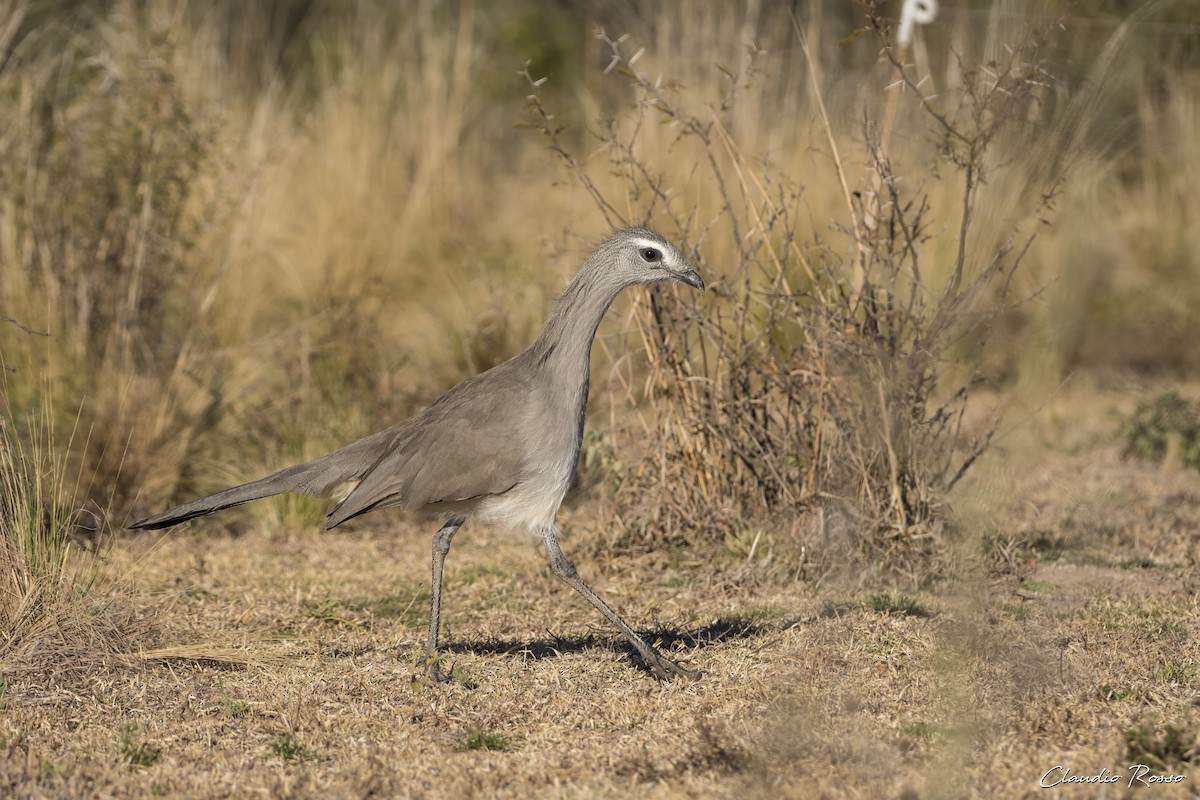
[223,699,253,718]
[215,683,254,719]
[119,723,162,769]
[899,721,937,741]
[306,598,359,627]
[580,430,625,491]
[864,592,927,617]
[1119,392,1200,470]
[1124,717,1196,771]
[270,735,308,761]
[1098,684,1137,702]
[456,731,510,752]
[1154,663,1197,684]
[357,591,429,625]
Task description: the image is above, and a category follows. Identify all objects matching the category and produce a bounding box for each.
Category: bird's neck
[530,262,624,376]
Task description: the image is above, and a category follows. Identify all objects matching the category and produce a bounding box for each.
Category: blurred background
[0,0,1196,545]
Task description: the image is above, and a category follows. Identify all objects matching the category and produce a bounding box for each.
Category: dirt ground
[2,380,1198,799]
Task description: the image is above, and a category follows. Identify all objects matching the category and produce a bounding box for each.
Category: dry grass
[0,387,142,677]
[2,383,1199,798]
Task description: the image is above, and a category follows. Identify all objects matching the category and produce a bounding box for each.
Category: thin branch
[2,317,51,337]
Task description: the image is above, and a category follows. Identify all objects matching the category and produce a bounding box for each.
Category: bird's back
[325,350,578,529]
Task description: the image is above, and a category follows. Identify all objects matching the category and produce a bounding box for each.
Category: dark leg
[538,525,698,680]
[423,518,464,682]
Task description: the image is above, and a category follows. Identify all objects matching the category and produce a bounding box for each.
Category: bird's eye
[640,247,662,263]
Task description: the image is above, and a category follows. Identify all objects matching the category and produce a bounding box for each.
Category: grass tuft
[456,731,511,752]
[119,724,162,770]
[1119,392,1200,471]
[270,735,309,762]
[0,387,135,675]
[0,4,1197,798]
[1124,717,1197,771]
[864,592,928,618]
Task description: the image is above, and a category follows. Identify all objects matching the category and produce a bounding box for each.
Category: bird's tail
[127,461,325,530]
[127,426,401,531]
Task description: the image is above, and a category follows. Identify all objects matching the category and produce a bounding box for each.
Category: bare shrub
[526,12,1077,568]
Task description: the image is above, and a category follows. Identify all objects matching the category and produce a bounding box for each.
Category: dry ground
[2,380,1199,799]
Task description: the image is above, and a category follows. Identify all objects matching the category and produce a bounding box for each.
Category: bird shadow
[443,616,767,676]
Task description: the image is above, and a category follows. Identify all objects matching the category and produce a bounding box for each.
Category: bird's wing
[325,365,530,528]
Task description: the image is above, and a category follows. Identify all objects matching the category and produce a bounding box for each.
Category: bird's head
[601,227,704,291]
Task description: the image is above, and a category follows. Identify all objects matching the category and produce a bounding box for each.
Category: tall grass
[0,3,226,525]
[0,392,76,630]
[0,381,132,672]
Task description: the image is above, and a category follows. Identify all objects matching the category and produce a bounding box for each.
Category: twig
[2,317,51,337]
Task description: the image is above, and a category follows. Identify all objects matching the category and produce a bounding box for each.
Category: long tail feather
[128,425,406,531]
[127,462,318,530]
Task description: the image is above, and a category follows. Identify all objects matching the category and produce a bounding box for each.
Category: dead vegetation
[526,9,1090,573]
[0,395,140,676]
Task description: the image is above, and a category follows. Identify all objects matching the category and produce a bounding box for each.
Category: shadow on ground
[443,616,768,674]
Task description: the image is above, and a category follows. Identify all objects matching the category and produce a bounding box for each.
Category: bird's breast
[473,465,572,531]
[473,380,586,532]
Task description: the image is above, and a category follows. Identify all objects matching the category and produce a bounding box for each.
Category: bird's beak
[673,268,704,291]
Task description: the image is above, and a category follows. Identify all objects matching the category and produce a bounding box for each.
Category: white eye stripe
[631,237,666,253]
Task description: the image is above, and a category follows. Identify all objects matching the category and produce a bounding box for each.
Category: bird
[129,227,705,682]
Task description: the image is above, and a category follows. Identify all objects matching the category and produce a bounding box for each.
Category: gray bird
[130,227,704,681]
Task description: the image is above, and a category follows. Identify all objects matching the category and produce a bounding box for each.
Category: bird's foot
[647,650,702,681]
[418,653,453,685]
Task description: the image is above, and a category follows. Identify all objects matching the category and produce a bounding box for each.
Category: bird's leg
[538,525,699,680]
[422,518,464,683]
